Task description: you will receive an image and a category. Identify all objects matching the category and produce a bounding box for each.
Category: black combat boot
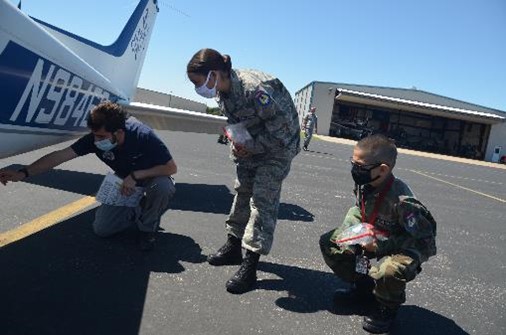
[362,303,399,334]
[225,250,260,294]
[333,275,375,304]
[207,234,243,266]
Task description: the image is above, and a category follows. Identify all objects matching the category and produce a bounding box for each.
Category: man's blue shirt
[71,117,172,178]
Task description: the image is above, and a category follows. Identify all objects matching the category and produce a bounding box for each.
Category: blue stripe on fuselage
[0,41,120,132]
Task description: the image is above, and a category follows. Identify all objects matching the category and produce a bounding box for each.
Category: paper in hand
[95,172,144,207]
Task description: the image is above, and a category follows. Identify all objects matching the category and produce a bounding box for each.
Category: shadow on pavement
[257,262,467,335]
[304,149,335,156]
[169,181,233,214]
[391,305,469,335]
[0,209,206,335]
[4,165,104,196]
[18,168,314,221]
[257,261,341,313]
[278,203,314,222]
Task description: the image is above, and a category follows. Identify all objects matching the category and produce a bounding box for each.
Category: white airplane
[0,0,227,159]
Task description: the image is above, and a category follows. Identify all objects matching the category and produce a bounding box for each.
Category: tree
[206,107,223,116]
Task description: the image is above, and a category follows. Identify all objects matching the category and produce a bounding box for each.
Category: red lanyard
[361,175,394,226]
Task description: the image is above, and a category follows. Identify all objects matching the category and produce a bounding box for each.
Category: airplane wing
[124,102,226,135]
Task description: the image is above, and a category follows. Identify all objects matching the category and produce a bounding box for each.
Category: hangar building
[295,82,506,162]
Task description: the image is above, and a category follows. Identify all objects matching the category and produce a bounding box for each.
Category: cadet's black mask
[350,161,381,185]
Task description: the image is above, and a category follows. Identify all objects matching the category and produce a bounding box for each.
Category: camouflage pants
[226,156,292,255]
[319,229,420,308]
[303,127,314,148]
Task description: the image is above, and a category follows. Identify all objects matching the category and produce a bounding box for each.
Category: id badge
[355,255,370,274]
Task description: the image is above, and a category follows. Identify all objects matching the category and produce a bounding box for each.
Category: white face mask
[94,135,117,151]
[195,71,218,98]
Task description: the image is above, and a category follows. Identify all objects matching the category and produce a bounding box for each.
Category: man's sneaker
[362,303,398,334]
[139,232,156,251]
[303,145,308,151]
[207,235,243,266]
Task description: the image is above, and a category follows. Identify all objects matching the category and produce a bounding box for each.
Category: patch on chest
[102,151,115,161]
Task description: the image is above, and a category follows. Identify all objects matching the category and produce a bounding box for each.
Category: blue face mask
[95,137,117,151]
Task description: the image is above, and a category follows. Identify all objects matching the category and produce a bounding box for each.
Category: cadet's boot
[333,276,375,304]
[362,303,398,334]
[207,234,243,266]
[225,250,260,294]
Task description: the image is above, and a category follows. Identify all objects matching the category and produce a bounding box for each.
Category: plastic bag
[334,223,388,247]
[224,123,252,145]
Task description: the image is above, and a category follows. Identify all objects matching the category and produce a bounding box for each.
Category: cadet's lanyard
[361,175,394,226]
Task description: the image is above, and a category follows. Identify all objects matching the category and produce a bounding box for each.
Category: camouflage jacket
[217,69,300,159]
[303,113,318,130]
[341,175,437,262]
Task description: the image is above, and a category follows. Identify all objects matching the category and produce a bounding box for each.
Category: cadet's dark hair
[87,101,127,133]
[187,48,232,77]
[356,134,397,168]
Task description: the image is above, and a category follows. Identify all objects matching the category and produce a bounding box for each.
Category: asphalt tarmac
[1,131,505,335]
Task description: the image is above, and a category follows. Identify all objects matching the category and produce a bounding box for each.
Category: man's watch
[18,167,29,179]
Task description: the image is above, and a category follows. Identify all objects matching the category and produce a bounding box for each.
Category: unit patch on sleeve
[255,90,272,106]
[404,212,417,232]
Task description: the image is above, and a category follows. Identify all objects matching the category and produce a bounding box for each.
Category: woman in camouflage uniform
[187,48,300,294]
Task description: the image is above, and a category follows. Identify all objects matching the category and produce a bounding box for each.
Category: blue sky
[10,0,506,111]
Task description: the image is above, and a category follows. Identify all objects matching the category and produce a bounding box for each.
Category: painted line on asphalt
[410,170,506,203]
[0,196,97,248]
[403,169,503,185]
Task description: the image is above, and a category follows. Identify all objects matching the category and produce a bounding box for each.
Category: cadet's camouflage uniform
[303,112,318,149]
[218,69,300,255]
[320,176,437,308]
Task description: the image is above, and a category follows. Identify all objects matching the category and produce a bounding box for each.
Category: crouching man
[0,101,176,251]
